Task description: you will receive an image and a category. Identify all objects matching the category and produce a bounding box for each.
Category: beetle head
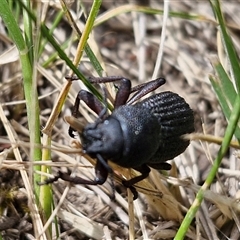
[81,116,124,160]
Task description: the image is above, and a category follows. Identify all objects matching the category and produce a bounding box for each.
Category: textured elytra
[140,91,195,164]
[109,91,194,168]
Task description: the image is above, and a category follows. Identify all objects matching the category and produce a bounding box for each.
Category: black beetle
[47,76,194,199]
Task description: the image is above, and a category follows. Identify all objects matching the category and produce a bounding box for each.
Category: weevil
[46,76,194,199]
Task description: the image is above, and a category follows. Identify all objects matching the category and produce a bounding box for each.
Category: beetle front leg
[39,159,109,186]
[72,90,104,118]
[69,90,105,137]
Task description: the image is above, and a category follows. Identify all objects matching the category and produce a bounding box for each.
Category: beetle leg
[88,76,132,107]
[94,158,109,184]
[127,78,166,105]
[123,164,151,187]
[40,171,105,185]
[113,78,131,107]
[39,157,117,199]
[68,75,166,107]
[128,186,139,200]
[130,77,166,93]
[39,159,109,186]
[88,76,129,84]
[69,90,105,137]
[122,164,151,199]
[148,162,172,170]
[72,90,104,118]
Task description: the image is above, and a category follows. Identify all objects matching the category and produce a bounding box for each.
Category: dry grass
[0,1,240,239]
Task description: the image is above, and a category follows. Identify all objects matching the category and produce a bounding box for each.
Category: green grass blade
[18,0,103,101]
[175,0,240,238]
[175,94,240,239]
[0,0,42,205]
[94,5,213,27]
[209,59,240,139]
[209,0,240,91]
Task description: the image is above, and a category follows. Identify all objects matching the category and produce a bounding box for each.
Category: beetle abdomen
[140,91,194,163]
